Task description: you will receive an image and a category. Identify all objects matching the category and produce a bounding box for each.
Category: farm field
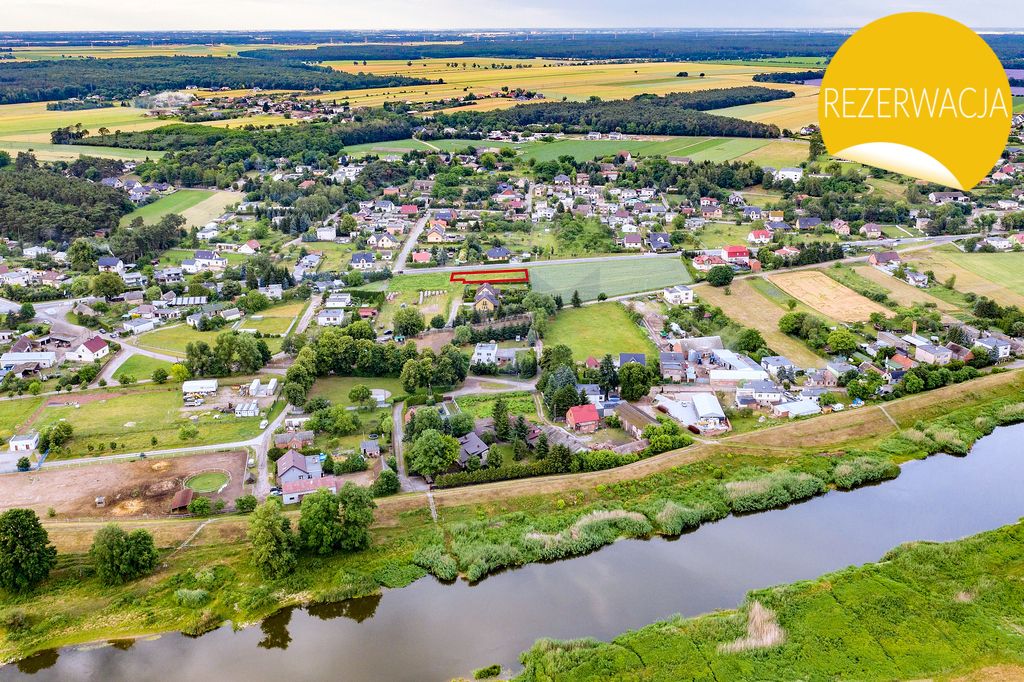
[527,257,691,300]
[343,137,439,155]
[112,354,175,382]
[8,44,317,60]
[0,397,45,443]
[31,388,266,458]
[734,138,809,167]
[545,302,657,361]
[698,279,824,367]
[769,270,889,322]
[904,246,1024,308]
[710,89,820,129]
[1015,96,1024,113]
[516,136,771,163]
[315,58,815,121]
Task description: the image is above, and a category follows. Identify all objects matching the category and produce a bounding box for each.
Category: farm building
[235,401,259,417]
[8,432,40,452]
[182,379,219,396]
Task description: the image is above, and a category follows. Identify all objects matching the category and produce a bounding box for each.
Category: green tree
[619,362,653,401]
[736,328,766,353]
[0,509,57,592]
[571,290,582,308]
[67,238,96,272]
[409,429,460,478]
[394,308,426,337]
[298,489,344,555]
[336,482,376,551]
[827,328,859,355]
[169,363,191,382]
[89,524,158,585]
[492,395,511,441]
[706,266,734,287]
[247,500,296,578]
[179,423,199,441]
[151,368,169,384]
[448,412,474,437]
[91,271,126,299]
[348,384,373,408]
[430,314,446,329]
[453,325,472,345]
[47,421,74,447]
[370,469,400,497]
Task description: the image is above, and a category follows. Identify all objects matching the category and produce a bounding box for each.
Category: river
[9,424,1024,681]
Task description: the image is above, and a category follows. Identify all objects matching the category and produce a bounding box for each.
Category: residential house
[860,223,883,239]
[915,344,953,365]
[273,430,314,451]
[928,191,969,204]
[975,336,1012,360]
[658,352,689,382]
[747,229,773,245]
[457,432,489,467]
[772,399,822,418]
[486,246,511,261]
[66,336,109,363]
[662,285,693,305]
[566,403,601,433]
[618,352,646,368]
[471,342,498,365]
[97,256,125,274]
[575,383,605,405]
[723,245,750,265]
[317,309,347,326]
[121,318,154,335]
[760,355,796,379]
[351,252,376,271]
[474,284,500,314]
[646,232,672,251]
[735,379,786,407]
[869,250,901,267]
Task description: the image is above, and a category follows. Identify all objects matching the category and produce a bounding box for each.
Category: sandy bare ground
[769,270,890,322]
[0,450,247,519]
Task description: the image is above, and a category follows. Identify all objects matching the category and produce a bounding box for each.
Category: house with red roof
[774,245,801,258]
[66,336,109,362]
[411,250,432,264]
[566,403,600,433]
[722,245,750,265]
[399,204,419,216]
[693,254,728,271]
[238,239,261,255]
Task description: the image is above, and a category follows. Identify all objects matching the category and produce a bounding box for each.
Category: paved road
[392,213,430,273]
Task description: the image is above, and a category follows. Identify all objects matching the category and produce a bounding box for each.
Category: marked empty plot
[527,258,691,301]
[905,248,1024,309]
[769,271,889,322]
[852,266,958,314]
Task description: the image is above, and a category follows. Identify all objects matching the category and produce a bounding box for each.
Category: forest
[71,116,414,186]
[0,163,134,243]
[431,88,790,137]
[0,56,433,104]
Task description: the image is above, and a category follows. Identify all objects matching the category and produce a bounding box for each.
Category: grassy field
[904,246,1024,308]
[343,137,439,155]
[769,270,890,322]
[136,324,222,357]
[120,189,215,226]
[515,521,1024,681]
[8,44,317,60]
[236,300,307,336]
[696,222,839,249]
[379,272,463,330]
[527,257,691,301]
[1014,96,1024,113]
[0,396,44,443]
[697,279,824,367]
[32,387,265,458]
[184,471,230,493]
[850,265,960,314]
[308,376,407,407]
[545,302,657,361]
[158,247,248,267]
[710,90,820,129]
[112,354,174,382]
[516,136,771,163]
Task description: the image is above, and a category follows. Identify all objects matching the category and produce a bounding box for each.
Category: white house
[663,285,694,305]
[774,167,804,183]
[0,351,56,368]
[316,225,338,241]
[122,318,154,335]
[772,399,822,418]
[471,342,498,365]
[316,309,347,326]
[66,336,109,363]
[8,431,39,453]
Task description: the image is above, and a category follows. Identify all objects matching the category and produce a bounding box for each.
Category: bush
[16,456,30,471]
[89,524,159,585]
[474,664,502,679]
[725,470,826,514]
[235,494,258,513]
[572,449,639,472]
[174,588,211,608]
[187,497,212,516]
[434,461,550,488]
[413,545,459,581]
[370,469,400,497]
[655,500,710,535]
[831,456,900,490]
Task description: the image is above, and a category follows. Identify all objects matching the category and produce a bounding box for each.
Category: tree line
[752,70,824,83]
[431,88,790,138]
[0,56,433,105]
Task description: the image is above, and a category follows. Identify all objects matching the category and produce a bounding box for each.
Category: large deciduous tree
[0,508,57,592]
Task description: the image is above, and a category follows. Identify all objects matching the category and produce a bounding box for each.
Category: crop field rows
[768,270,889,322]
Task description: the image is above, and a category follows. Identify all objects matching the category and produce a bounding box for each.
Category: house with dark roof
[457,432,489,466]
[646,232,672,251]
[276,449,323,485]
[486,246,511,261]
[617,352,646,368]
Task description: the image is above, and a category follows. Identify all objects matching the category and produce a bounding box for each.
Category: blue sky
[6,0,1024,31]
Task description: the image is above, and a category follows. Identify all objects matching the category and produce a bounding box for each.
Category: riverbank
[2,370,1024,663]
[513,520,1024,681]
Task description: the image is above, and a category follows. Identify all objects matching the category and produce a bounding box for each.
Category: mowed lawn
[0,397,44,442]
[546,302,657,362]
[32,388,264,458]
[517,136,770,163]
[936,249,1024,299]
[455,391,537,420]
[112,354,175,382]
[237,300,308,336]
[137,325,222,357]
[528,257,691,301]
[308,376,407,407]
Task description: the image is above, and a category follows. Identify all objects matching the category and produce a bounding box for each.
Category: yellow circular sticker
[819,12,1011,190]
